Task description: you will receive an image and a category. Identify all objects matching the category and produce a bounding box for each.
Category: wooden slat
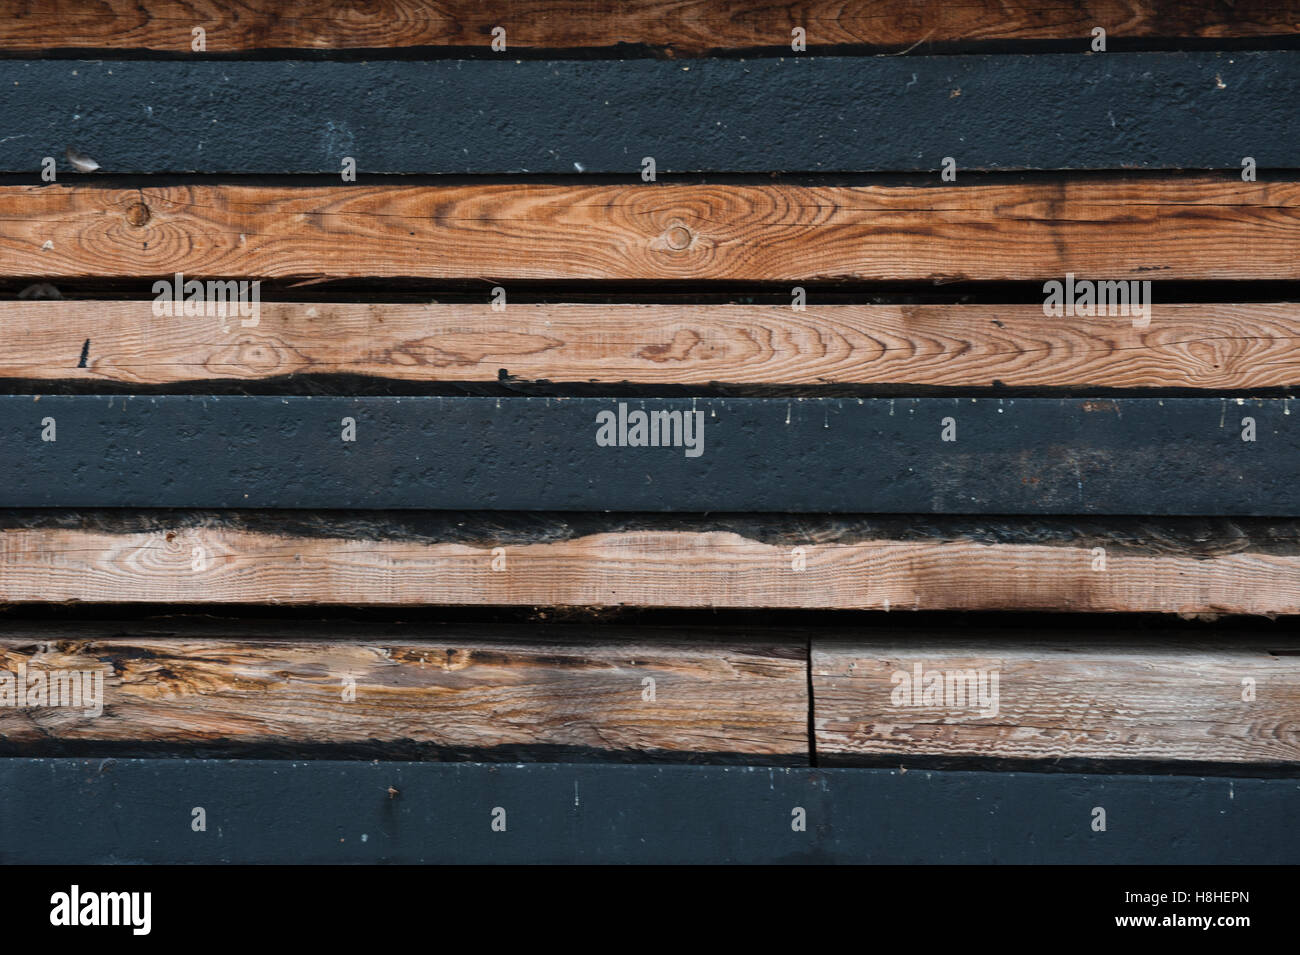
[2,514,1299,613]
[1,1,1296,52]
[7,54,1296,174]
[0,623,807,760]
[3,396,1299,514]
[2,180,1297,282]
[7,301,1300,390]
[5,759,1295,864]
[813,634,1300,765]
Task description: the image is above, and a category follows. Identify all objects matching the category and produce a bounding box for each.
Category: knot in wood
[125,202,151,227]
[664,225,692,251]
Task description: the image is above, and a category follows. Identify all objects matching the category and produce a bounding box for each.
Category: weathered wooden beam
[2,180,1297,281]
[0,1,1296,53]
[0,622,808,761]
[1,512,1298,613]
[2,759,1292,863]
[6,301,1300,390]
[4,53,1297,172]
[0,396,1295,512]
[813,633,1300,766]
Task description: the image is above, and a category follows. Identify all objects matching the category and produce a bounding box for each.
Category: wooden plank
[3,759,1294,864]
[813,634,1300,766]
[0,623,807,761]
[2,395,1298,513]
[1,513,1299,613]
[3,180,1298,282]
[6,53,1297,173]
[1,1,1296,53]
[6,300,1300,390]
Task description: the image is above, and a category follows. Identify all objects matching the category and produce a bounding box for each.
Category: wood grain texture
[813,635,1300,765]
[3,517,1300,613]
[0,624,807,759]
[0,1,1296,52]
[3,180,1298,282]
[6,300,1300,389]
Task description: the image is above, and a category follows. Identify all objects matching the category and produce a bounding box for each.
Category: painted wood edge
[5,54,1297,173]
[0,395,1297,513]
[2,759,1294,863]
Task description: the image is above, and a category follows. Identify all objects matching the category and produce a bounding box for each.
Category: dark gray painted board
[0,759,1294,863]
[4,395,1297,513]
[3,52,1296,174]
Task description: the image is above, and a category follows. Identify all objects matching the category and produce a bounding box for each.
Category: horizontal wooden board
[0,623,807,760]
[4,180,1297,282]
[1,1,1296,53]
[3,759,1294,863]
[813,635,1300,765]
[2,513,1299,613]
[8,301,1300,390]
[2,395,1298,513]
[5,53,1297,172]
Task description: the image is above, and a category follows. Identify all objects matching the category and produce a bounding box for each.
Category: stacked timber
[0,0,1297,863]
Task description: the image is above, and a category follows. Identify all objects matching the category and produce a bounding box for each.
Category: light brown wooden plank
[2,517,1300,613]
[4,300,1300,388]
[813,634,1300,764]
[1,1,1295,52]
[0,623,807,758]
[3,179,1297,282]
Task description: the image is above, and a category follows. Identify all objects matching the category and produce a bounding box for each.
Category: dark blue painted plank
[1,395,1296,513]
[1,759,1295,863]
[2,52,1297,174]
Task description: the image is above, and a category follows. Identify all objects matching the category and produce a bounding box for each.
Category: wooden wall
[0,0,1298,864]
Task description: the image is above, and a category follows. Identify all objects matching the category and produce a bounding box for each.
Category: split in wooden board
[0,621,1295,766]
[0,1,1295,52]
[2,513,1299,614]
[5,301,1300,390]
[2,180,1297,282]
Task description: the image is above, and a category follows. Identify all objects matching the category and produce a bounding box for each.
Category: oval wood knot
[664,225,692,251]
[125,202,151,227]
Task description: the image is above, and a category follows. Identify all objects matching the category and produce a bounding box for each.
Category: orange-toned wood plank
[2,180,1298,282]
[0,623,808,759]
[3,300,1298,388]
[1,516,1298,613]
[0,1,1296,52]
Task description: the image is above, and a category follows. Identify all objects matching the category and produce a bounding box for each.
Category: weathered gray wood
[814,633,1300,765]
